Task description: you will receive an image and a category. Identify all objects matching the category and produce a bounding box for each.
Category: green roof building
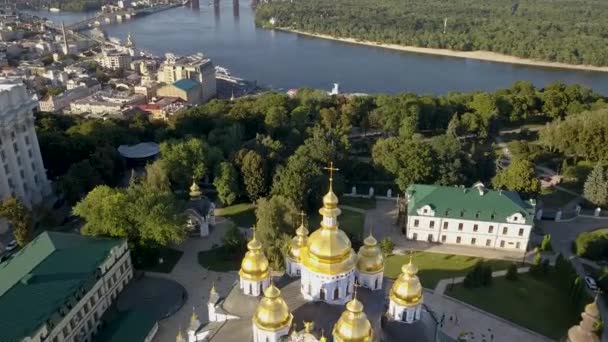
[406,183,536,253]
[0,231,133,342]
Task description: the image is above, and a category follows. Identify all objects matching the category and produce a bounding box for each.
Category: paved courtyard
[150,217,239,342]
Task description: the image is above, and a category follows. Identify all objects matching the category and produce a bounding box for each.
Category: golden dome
[356,233,384,274]
[323,187,339,209]
[332,297,373,342]
[288,222,309,262]
[301,223,357,275]
[239,232,270,281]
[189,180,202,199]
[253,284,293,331]
[389,258,423,307]
[301,164,356,275]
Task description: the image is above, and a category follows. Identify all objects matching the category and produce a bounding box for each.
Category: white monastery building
[406,183,536,252]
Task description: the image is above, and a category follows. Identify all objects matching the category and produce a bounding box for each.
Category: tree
[160,138,222,188]
[144,160,171,193]
[74,181,187,248]
[506,263,519,281]
[379,238,395,256]
[58,160,102,204]
[214,162,240,206]
[0,197,33,247]
[240,150,268,202]
[372,137,435,191]
[492,159,540,198]
[584,164,608,208]
[254,195,298,269]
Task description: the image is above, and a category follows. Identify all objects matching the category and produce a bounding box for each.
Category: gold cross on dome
[299,210,306,226]
[353,280,361,299]
[323,161,339,182]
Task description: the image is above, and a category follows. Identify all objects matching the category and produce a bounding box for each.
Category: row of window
[412,233,522,249]
[49,258,132,342]
[413,219,525,236]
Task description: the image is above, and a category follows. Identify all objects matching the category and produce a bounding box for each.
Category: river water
[26,3,608,95]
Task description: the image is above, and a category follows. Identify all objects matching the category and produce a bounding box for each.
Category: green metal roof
[406,184,535,224]
[0,231,124,342]
[173,79,200,91]
[94,310,156,342]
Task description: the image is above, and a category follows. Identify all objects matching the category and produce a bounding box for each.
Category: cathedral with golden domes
[179,166,438,342]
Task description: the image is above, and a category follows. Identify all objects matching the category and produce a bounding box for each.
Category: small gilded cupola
[356,231,384,290]
[388,256,424,323]
[286,211,309,277]
[332,286,373,342]
[239,228,270,296]
[252,282,293,342]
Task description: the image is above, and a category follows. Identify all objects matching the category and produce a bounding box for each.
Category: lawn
[539,187,578,209]
[448,273,580,339]
[198,245,243,272]
[216,203,256,228]
[340,197,377,210]
[136,247,183,273]
[384,252,513,289]
[308,207,365,239]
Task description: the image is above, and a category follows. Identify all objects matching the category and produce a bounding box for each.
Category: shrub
[223,223,246,253]
[540,234,553,252]
[574,230,608,260]
[463,261,493,288]
[506,263,519,281]
[380,238,395,256]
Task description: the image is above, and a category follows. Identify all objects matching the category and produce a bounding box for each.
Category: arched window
[334,287,339,300]
[374,277,378,290]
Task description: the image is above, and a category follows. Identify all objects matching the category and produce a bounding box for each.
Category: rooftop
[407,183,535,223]
[95,310,157,342]
[0,232,124,341]
[173,79,200,92]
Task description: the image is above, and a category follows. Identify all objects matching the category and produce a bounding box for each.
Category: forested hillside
[255,0,608,66]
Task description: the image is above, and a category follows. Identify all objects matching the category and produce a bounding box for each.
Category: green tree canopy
[214,162,240,206]
[372,137,435,191]
[160,138,223,188]
[584,164,608,208]
[492,159,540,198]
[0,197,32,247]
[255,195,298,269]
[74,181,187,247]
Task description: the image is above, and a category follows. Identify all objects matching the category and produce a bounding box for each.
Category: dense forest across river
[255,0,608,66]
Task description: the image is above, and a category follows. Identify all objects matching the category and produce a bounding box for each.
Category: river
[26,3,608,95]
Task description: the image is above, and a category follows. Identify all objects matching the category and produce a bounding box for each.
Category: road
[540,218,608,342]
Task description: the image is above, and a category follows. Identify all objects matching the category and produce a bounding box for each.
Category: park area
[216,202,366,238]
[447,273,581,339]
[384,252,513,288]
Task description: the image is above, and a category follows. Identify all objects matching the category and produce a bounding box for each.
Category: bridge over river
[67,3,183,31]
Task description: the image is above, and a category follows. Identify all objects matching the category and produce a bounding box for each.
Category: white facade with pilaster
[0,79,50,233]
[388,301,422,324]
[406,183,535,252]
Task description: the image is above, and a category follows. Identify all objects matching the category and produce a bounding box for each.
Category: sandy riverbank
[281,28,608,73]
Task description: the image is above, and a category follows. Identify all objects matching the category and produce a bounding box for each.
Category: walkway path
[150,217,238,342]
[433,267,530,296]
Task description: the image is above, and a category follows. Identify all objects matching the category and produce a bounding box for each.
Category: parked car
[585,276,599,291]
[5,240,17,252]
